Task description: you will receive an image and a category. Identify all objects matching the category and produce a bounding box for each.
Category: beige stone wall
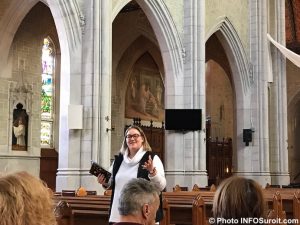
[0,79,9,146]
[287,60,300,103]
[0,3,58,152]
[286,60,300,182]
[206,60,234,139]
[164,0,184,37]
[205,0,249,56]
[112,0,184,38]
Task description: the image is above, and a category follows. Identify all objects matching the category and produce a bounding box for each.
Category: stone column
[168,0,206,188]
[268,0,289,184]
[92,0,112,170]
[239,0,271,185]
[55,0,83,191]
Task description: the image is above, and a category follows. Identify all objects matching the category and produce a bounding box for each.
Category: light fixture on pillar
[106,127,115,132]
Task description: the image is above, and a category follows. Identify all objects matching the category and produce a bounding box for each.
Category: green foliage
[41,90,51,112]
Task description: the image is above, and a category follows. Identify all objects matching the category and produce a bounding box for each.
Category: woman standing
[98,125,166,224]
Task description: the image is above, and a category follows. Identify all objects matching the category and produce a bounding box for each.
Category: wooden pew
[54,195,111,225]
[168,198,205,225]
[62,190,76,196]
[71,210,109,225]
[173,184,189,191]
[293,191,300,221]
[163,190,295,225]
[55,199,110,206]
[160,198,169,225]
[264,189,300,220]
[162,191,212,225]
[54,195,111,203]
[268,192,286,225]
[193,194,209,225]
[59,190,97,197]
[54,189,300,225]
[192,184,216,192]
[66,203,110,211]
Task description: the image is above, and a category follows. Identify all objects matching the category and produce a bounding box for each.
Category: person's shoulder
[114,153,123,159]
[143,150,156,157]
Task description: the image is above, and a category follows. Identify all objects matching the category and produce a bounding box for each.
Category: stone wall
[0,3,58,176]
[205,0,249,56]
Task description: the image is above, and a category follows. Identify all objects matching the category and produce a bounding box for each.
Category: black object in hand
[89,161,111,183]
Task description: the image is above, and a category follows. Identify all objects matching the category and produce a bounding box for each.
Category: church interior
[0,0,300,196]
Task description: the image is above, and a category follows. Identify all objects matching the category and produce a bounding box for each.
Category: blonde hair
[0,171,56,225]
[213,176,265,224]
[120,125,152,154]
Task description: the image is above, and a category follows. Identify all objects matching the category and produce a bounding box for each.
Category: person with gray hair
[114,178,161,225]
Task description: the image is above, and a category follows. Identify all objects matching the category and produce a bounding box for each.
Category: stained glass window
[41,38,54,147]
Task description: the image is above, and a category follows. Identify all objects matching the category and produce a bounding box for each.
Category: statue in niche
[12,103,29,151]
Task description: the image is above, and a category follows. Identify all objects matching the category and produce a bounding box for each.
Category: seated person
[0,171,56,225]
[114,178,160,225]
[212,176,265,225]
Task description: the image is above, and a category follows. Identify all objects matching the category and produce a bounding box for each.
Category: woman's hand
[142,155,157,176]
[97,174,106,185]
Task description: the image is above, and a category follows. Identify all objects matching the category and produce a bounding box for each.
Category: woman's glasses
[126,134,141,139]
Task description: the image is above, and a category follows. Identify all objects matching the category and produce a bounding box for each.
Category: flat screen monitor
[165,109,202,131]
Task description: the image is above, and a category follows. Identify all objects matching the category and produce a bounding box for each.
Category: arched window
[41,37,55,147]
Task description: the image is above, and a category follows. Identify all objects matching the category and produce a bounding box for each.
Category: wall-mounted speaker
[243,129,252,146]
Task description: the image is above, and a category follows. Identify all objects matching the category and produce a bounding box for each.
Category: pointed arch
[113,0,184,97]
[0,0,37,76]
[206,17,251,96]
[117,35,164,97]
[206,17,252,173]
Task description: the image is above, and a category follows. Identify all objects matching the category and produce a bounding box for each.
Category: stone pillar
[268,0,289,184]
[55,0,83,191]
[237,0,271,185]
[166,0,206,189]
[92,0,112,170]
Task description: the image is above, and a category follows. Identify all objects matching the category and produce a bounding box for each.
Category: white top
[13,124,26,146]
[109,147,166,223]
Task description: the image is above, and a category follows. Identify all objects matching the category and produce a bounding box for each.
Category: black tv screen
[165,109,202,131]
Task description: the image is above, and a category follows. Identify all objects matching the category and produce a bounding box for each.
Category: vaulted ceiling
[0,1,299,53]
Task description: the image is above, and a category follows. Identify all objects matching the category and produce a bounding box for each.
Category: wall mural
[125,69,164,122]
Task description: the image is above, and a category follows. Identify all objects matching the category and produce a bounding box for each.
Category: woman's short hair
[119,125,152,154]
[0,171,56,225]
[213,176,265,223]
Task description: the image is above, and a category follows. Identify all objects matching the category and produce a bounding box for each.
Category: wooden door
[206,119,232,185]
[40,148,58,190]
